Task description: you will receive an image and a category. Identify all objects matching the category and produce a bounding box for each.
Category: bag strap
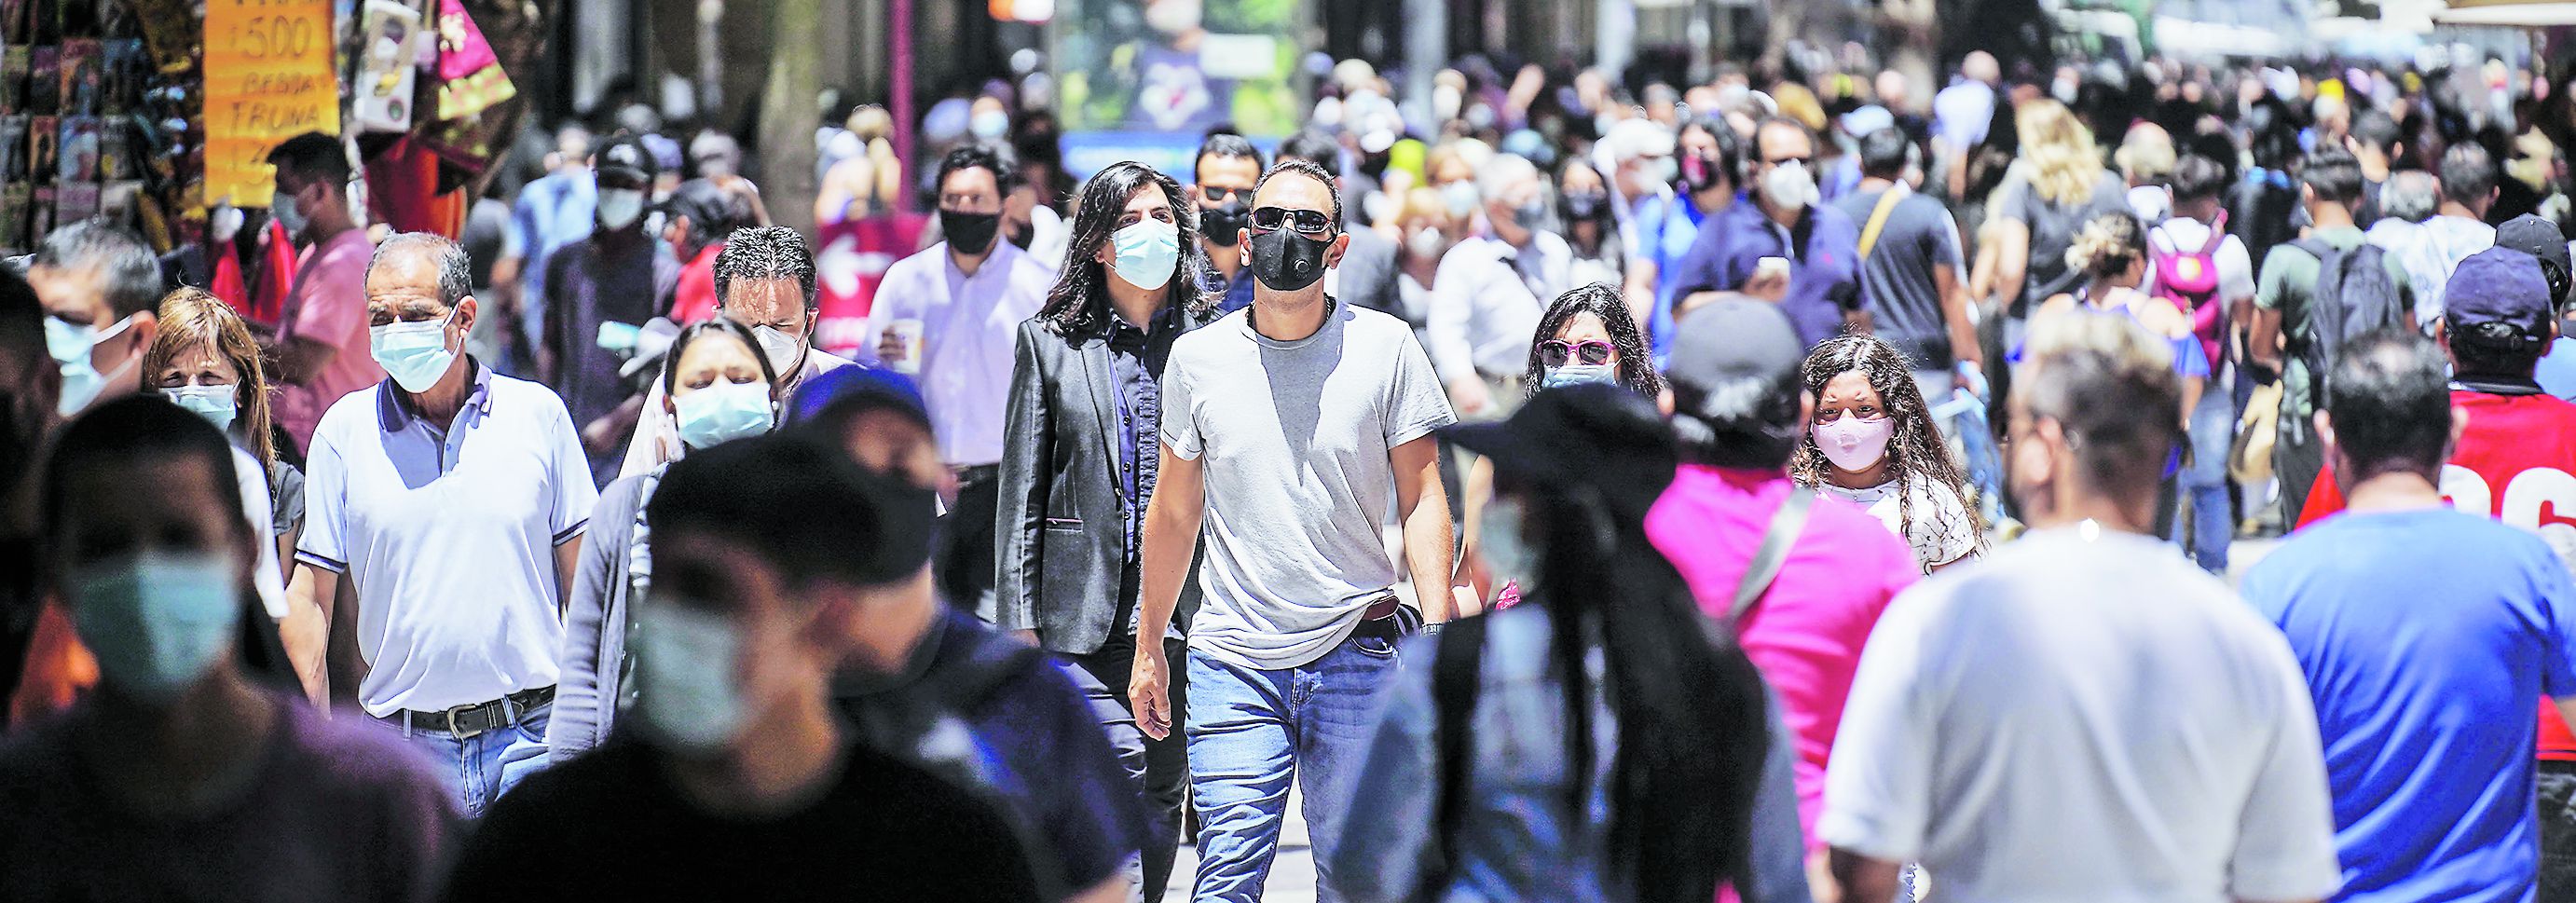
[1732,487,1816,623]
[1856,185,1908,260]
[1421,613,1489,902]
[2199,210,2230,254]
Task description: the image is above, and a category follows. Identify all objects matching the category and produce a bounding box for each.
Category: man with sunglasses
[1426,153,1573,418]
[1671,116,1863,351]
[1193,133,1266,313]
[1129,159,1459,902]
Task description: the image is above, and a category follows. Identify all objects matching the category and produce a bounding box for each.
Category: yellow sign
[201,0,340,208]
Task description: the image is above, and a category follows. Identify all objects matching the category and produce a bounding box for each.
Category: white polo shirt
[295,362,598,718]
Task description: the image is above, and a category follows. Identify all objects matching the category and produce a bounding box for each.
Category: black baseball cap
[594,134,658,189]
[1663,299,1807,467]
[2495,213,2570,306]
[1436,383,1678,513]
[2445,246,2555,347]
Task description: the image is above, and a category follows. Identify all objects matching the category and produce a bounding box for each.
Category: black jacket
[995,310,1213,655]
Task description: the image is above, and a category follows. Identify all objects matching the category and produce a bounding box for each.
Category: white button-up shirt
[1426,233,1574,383]
[862,239,1052,467]
[296,363,598,718]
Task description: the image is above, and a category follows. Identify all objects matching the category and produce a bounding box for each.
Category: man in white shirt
[617,226,857,478]
[1819,310,2341,903]
[863,142,1052,614]
[1931,51,1999,201]
[1426,153,1572,418]
[290,233,599,816]
[2398,144,2501,330]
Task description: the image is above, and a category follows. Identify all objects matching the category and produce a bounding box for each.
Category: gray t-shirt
[1830,186,1966,369]
[1998,166,2128,315]
[1161,299,1456,670]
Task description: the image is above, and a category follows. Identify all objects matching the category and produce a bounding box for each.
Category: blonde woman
[1988,100,2128,329]
[815,104,903,226]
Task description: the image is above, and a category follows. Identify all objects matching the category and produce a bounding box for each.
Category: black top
[441,736,1041,903]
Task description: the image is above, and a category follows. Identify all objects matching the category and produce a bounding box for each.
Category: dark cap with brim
[1664,299,1805,428]
[594,134,658,188]
[2446,246,2555,343]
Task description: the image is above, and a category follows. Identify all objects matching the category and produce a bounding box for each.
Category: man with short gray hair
[2365,170,2438,256]
[288,231,598,815]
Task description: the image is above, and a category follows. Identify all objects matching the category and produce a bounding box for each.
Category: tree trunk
[757,0,824,235]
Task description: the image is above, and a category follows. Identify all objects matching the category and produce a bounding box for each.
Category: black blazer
[995,311,1213,655]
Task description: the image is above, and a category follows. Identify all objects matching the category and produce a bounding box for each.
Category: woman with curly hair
[1792,335,1983,573]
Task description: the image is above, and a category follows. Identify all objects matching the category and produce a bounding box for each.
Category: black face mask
[940,209,1001,254]
[1561,190,1607,220]
[1201,200,1249,247]
[1250,227,1331,293]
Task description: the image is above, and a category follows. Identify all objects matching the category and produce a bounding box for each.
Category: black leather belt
[387,685,555,740]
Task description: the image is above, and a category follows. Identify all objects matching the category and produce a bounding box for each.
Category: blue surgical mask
[1111,218,1180,291]
[270,192,308,238]
[597,188,648,230]
[1541,363,1619,390]
[160,384,240,433]
[369,311,459,393]
[673,378,775,449]
[47,314,135,417]
[1442,181,1480,217]
[68,550,242,705]
[632,598,750,757]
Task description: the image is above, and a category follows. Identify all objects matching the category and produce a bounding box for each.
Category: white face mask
[752,324,806,377]
[597,188,648,230]
[632,598,751,757]
[48,314,136,417]
[1761,159,1818,211]
[369,311,459,394]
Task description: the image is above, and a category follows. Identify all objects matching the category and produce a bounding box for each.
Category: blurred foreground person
[1,397,454,901]
[444,433,1041,902]
[2245,331,2576,903]
[1820,310,2339,903]
[548,321,782,763]
[1331,384,1808,903]
[799,372,1147,903]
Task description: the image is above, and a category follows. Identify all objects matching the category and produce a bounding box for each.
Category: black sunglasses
[1251,206,1337,237]
[1539,339,1615,367]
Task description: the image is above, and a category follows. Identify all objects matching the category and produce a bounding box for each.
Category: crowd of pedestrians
[6,40,2576,903]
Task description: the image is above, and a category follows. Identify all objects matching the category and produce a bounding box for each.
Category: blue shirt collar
[377,357,497,433]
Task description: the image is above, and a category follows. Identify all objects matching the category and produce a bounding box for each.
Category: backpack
[2150,211,2228,317]
[2289,237,2406,411]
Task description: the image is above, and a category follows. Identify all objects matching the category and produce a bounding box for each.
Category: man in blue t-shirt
[2243,330,2576,903]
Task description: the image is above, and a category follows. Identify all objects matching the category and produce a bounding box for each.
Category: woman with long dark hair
[1790,335,1983,573]
[996,159,1219,901]
[1332,384,1805,903]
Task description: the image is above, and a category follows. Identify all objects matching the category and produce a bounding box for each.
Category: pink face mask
[1813,414,1896,472]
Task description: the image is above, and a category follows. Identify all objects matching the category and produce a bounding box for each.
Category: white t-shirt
[297,366,598,717]
[1819,527,2341,903]
[1817,473,1979,574]
[1161,301,1456,670]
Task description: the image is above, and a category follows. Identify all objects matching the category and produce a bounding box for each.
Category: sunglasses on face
[1200,185,1252,204]
[1251,206,1337,237]
[1539,339,1615,367]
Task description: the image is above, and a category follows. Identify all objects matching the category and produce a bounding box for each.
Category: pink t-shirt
[1645,463,1918,849]
[273,228,383,457]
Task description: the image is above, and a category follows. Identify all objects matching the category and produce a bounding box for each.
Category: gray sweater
[545,472,652,763]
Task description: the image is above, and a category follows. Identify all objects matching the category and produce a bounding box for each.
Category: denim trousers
[2174,387,2236,573]
[1185,633,1401,903]
[378,700,553,818]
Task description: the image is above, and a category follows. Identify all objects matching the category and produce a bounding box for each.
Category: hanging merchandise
[352,0,419,134]
[432,0,510,121]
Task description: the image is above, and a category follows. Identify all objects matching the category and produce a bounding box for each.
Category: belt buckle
[442,702,486,740]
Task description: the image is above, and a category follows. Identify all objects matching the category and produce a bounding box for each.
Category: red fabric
[241,221,300,328]
[363,138,450,237]
[210,239,247,312]
[2298,389,2576,760]
[669,243,724,324]
[812,213,928,359]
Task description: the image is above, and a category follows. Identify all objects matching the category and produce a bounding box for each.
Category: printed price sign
[201,0,339,209]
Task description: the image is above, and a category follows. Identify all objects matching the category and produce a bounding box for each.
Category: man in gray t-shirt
[1129,159,1457,903]
[1829,129,1979,379]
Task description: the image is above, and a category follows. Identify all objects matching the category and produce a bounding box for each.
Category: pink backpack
[2150,211,2229,368]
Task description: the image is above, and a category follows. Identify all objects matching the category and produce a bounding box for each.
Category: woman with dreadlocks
[995,159,1219,899]
[1792,335,1985,573]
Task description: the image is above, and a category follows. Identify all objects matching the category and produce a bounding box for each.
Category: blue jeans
[2174,387,2235,573]
[1185,633,1402,903]
[379,699,553,818]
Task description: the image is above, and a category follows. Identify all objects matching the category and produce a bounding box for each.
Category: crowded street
[11,0,2576,900]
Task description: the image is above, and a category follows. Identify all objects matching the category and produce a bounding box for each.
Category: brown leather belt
[385,685,555,740]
